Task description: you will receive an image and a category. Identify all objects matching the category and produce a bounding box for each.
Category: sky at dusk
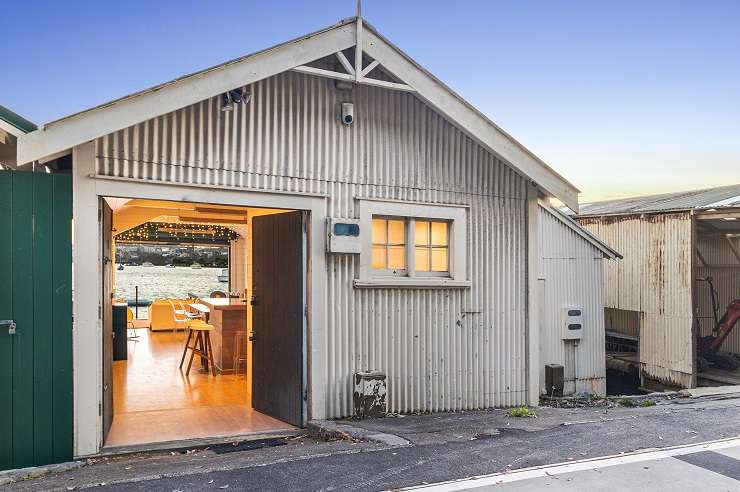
[3,1,738,202]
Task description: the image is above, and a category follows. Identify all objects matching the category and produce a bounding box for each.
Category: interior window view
[101,198,306,448]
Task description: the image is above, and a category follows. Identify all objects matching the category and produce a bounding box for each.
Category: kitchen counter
[189,298,247,374]
[199,297,249,311]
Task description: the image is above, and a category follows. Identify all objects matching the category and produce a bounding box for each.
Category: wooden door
[251,211,305,426]
[101,200,114,443]
[0,171,73,471]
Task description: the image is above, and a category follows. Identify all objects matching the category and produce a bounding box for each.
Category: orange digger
[697,277,740,371]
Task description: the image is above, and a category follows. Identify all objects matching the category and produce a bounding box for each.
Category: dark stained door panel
[251,211,304,427]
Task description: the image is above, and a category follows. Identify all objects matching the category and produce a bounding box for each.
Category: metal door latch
[1,320,16,335]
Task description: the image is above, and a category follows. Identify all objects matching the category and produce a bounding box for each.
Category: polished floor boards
[105,328,294,448]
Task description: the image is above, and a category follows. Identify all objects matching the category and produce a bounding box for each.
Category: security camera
[341,102,354,125]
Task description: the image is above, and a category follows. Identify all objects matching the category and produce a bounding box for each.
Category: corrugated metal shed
[538,204,614,396]
[579,212,695,388]
[95,70,532,416]
[578,184,740,216]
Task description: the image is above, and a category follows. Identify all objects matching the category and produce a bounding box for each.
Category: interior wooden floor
[106,327,295,448]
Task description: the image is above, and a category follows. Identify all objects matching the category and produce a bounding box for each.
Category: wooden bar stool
[232,330,247,376]
[179,322,217,376]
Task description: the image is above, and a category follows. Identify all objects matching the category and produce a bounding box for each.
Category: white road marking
[399,436,740,491]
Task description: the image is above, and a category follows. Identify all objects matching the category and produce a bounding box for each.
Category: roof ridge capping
[17,16,580,210]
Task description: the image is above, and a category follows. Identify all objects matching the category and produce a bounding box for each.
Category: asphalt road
[10,395,740,491]
[406,438,740,491]
[104,397,740,491]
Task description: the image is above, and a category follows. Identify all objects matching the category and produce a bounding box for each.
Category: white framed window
[371,217,407,275]
[414,219,449,276]
[356,199,470,288]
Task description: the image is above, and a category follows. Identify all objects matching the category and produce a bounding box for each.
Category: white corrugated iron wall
[538,206,606,396]
[579,213,694,388]
[94,71,529,417]
[697,234,740,355]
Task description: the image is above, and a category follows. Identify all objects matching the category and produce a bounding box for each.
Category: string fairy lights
[115,222,238,246]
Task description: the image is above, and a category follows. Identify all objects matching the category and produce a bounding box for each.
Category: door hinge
[304,306,308,317]
[98,208,102,222]
[98,304,102,319]
[98,403,102,416]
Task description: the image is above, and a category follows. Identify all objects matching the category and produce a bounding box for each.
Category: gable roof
[17,17,580,210]
[578,183,740,216]
[539,201,621,259]
[0,104,37,136]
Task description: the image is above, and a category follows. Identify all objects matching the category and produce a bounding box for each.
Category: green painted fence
[0,171,73,471]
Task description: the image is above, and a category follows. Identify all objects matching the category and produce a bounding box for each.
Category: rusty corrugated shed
[579,213,695,388]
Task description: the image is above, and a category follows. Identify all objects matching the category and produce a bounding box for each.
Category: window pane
[372,218,387,244]
[415,221,430,246]
[431,222,448,246]
[388,245,406,269]
[372,245,387,269]
[388,220,405,245]
[415,247,430,272]
[431,248,448,272]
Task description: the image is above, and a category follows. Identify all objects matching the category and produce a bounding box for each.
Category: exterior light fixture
[221,88,251,112]
[221,92,234,112]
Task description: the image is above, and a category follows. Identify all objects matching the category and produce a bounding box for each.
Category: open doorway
[100,197,307,449]
[695,210,740,387]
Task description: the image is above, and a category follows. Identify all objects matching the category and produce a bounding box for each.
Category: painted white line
[399,436,740,491]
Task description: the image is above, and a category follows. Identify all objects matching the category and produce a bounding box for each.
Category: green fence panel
[0,171,73,471]
[12,172,34,469]
[52,173,73,463]
[0,172,13,470]
[33,174,54,465]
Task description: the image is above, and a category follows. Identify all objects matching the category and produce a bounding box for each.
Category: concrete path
[402,437,740,491]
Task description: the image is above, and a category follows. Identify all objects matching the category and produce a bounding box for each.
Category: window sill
[353,278,471,289]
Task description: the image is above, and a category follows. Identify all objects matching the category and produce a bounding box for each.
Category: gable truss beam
[361,60,380,77]
[335,51,355,76]
[292,64,415,92]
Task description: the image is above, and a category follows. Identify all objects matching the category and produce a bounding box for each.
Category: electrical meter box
[326,218,361,253]
[562,306,584,340]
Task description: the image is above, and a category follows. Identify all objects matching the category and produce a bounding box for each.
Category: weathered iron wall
[94,71,529,416]
[697,234,740,355]
[579,213,694,388]
[604,307,640,340]
[538,205,606,396]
